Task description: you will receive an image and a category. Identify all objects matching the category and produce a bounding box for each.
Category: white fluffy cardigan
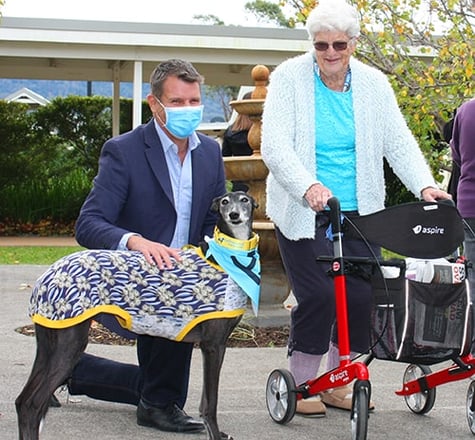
[261,52,437,240]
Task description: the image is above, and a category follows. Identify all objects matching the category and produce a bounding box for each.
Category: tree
[205,86,239,122]
[245,0,290,26]
[192,14,225,25]
[32,96,113,177]
[245,0,475,203]
[0,101,38,188]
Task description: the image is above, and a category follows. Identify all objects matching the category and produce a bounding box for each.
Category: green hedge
[0,96,152,226]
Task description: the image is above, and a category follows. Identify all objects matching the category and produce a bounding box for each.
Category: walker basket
[370,264,471,365]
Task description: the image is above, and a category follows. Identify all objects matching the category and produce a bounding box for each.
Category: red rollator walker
[265,196,474,440]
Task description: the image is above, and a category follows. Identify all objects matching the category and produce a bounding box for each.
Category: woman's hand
[126,235,182,269]
[304,182,333,212]
[421,186,452,202]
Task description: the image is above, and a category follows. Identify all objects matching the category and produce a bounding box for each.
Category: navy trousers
[276,213,380,356]
[69,335,193,409]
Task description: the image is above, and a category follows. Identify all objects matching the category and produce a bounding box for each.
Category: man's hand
[126,235,181,269]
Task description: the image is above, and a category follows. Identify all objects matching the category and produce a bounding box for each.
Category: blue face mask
[157,99,204,139]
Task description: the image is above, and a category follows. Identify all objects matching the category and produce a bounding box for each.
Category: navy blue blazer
[75,119,226,249]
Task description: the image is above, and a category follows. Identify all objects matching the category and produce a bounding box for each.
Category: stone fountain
[224,65,290,310]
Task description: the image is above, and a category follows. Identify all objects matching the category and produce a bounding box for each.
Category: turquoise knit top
[314,70,357,211]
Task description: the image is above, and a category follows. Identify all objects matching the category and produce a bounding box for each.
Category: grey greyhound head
[211,191,258,241]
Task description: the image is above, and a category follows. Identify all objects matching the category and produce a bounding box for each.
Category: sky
[1,0,263,26]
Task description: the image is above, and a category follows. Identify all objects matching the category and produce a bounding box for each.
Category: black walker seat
[343,200,464,259]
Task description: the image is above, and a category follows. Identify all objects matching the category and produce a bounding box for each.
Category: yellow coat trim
[31,305,132,330]
[31,305,245,342]
[175,309,246,341]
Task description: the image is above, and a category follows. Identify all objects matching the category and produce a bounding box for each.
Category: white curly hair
[306,0,360,40]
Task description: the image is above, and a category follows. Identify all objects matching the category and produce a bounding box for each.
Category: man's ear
[146,94,162,117]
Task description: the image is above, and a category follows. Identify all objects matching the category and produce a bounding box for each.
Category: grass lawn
[0,246,401,265]
[0,246,83,265]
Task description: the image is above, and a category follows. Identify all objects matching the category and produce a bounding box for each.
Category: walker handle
[327,197,341,236]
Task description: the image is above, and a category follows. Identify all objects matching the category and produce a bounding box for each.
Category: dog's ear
[211,195,222,213]
[250,195,259,210]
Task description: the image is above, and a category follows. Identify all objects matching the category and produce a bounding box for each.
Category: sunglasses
[313,41,351,52]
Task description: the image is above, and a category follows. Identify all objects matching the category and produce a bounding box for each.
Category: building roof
[0,17,310,131]
[0,17,310,86]
[4,87,50,105]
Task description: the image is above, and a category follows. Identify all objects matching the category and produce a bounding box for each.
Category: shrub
[0,169,92,226]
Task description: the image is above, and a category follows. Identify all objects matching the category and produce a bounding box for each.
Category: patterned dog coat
[29,231,260,341]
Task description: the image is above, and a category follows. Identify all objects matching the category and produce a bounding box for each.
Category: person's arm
[75,138,184,268]
[117,232,139,250]
[451,101,475,169]
[221,127,232,156]
[449,100,475,207]
[75,139,131,250]
[261,59,317,204]
[375,74,441,198]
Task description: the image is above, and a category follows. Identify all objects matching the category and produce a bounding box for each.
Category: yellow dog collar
[212,227,259,251]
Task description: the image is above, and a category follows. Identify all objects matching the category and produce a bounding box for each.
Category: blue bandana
[204,228,261,315]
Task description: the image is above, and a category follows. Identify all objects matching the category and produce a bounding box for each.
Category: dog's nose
[229,212,240,220]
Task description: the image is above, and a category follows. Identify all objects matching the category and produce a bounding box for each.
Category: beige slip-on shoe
[321,385,375,411]
[296,396,326,417]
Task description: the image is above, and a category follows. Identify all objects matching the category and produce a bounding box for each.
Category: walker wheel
[265,369,297,424]
[403,364,436,414]
[351,380,370,440]
[466,380,475,434]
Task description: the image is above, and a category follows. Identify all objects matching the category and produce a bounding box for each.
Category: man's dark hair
[150,59,204,98]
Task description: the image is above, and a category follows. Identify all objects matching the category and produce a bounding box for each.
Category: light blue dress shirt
[118,120,200,250]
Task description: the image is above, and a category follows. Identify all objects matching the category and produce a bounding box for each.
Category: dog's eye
[241,197,249,203]
[221,199,229,205]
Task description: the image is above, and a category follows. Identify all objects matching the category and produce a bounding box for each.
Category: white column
[133,61,143,128]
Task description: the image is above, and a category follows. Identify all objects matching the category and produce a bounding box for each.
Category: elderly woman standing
[261,0,450,417]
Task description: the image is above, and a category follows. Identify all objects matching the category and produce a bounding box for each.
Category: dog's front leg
[199,340,227,440]
[198,318,241,440]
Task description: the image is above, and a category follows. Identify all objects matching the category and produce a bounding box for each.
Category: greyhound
[15,191,259,440]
